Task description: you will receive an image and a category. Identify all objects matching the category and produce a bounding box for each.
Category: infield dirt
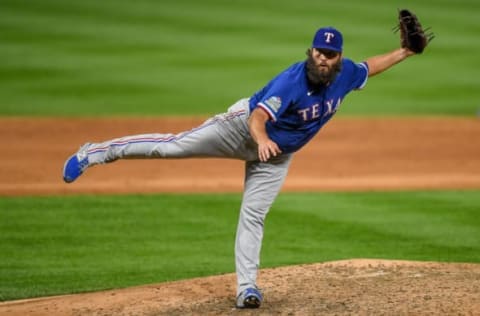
[0,117,479,315]
[1,116,480,195]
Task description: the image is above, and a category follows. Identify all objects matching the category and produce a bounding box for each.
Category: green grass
[1,0,479,116]
[1,0,479,303]
[1,191,479,301]
[264,191,480,265]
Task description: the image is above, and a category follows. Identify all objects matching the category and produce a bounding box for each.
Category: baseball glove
[393,9,434,54]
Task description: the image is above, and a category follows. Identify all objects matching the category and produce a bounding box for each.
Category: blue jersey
[249,58,368,153]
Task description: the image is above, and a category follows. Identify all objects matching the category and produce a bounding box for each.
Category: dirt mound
[1,259,479,315]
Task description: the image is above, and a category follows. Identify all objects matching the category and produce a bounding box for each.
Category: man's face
[306,48,342,86]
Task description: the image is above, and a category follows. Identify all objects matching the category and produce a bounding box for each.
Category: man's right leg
[63,99,254,183]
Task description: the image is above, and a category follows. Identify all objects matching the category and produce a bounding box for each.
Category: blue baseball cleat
[63,144,90,183]
[236,287,263,309]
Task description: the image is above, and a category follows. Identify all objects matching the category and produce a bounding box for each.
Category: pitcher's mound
[1,259,479,315]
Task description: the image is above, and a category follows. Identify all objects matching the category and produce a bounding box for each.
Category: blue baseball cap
[312,27,343,52]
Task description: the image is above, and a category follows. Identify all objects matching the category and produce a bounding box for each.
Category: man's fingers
[269,144,282,157]
[260,148,270,162]
[258,144,282,162]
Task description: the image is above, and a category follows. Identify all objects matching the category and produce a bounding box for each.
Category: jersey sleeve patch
[264,96,282,112]
[258,96,282,121]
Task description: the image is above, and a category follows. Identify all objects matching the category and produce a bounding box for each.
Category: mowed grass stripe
[0,0,479,115]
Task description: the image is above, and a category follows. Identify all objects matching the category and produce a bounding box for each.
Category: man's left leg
[235,154,292,308]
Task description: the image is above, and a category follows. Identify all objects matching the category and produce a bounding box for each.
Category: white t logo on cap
[324,32,335,43]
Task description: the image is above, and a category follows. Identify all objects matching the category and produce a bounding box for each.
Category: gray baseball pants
[83,98,292,296]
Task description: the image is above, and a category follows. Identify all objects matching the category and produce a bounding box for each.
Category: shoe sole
[242,296,261,308]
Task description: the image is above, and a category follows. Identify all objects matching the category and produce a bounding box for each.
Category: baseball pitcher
[63,11,432,309]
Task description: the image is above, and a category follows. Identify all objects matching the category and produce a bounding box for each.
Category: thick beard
[305,49,342,87]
